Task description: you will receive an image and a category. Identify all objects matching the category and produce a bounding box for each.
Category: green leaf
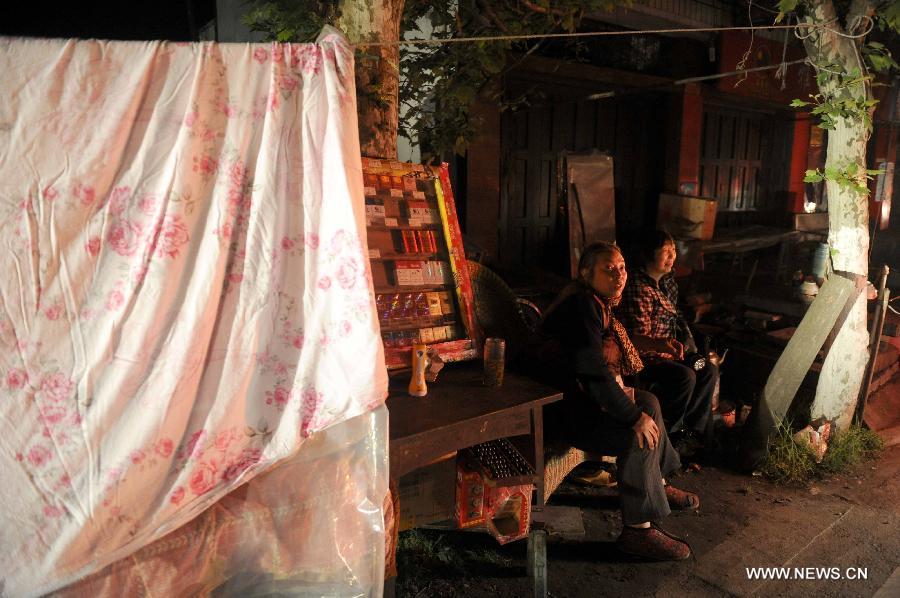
[804,170,824,183]
[777,0,799,15]
[790,99,811,107]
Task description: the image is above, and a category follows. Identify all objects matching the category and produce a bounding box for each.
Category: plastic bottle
[811,242,829,282]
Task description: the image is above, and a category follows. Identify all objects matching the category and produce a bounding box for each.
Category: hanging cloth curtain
[0,28,387,595]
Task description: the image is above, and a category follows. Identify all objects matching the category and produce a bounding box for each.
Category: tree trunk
[802,0,873,430]
[336,0,405,159]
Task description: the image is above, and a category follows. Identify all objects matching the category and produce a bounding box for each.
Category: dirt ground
[395,374,900,598]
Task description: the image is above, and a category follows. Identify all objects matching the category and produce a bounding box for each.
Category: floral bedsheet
[0,29,386,595]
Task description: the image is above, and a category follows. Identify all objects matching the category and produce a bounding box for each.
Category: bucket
[811,242,829,281]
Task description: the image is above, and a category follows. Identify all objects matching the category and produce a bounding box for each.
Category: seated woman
[616,230,718,447]
[540,242,697,561]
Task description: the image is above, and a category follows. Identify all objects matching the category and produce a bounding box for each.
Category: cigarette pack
[438,292,454,315]
[365,198,385,221]
[426,292,443,316]
[401,230,419,253]
[395,261,425,286]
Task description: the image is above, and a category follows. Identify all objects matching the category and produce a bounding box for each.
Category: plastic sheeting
[56,406,389,597]
[0,29,387,595]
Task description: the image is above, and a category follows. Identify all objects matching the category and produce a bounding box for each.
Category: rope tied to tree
[355,23,824,47]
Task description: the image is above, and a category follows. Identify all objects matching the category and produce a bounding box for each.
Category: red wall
[716,31,815,104]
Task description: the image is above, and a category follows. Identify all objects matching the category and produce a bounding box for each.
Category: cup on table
[483,337,506,387]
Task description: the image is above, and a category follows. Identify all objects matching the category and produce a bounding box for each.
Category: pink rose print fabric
[0,29,386,595]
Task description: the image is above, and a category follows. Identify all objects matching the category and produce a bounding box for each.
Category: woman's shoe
[665,484,700,510]
[616,524,691,561]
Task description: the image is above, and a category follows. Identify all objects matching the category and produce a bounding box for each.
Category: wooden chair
[465,262,603,506]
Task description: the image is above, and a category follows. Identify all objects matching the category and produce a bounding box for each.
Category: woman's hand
[660,338,684,360]
[651,337,684,360]
[631,334,684,360]
[632,412,659,449]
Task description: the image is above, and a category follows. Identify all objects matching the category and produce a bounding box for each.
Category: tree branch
[476,0,512,34]
[847,0,875,32]
[520,0,567,17]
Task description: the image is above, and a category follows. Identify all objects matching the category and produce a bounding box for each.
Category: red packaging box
[454,458,533,544]
[455,460,487,528]
[485,485,532,545]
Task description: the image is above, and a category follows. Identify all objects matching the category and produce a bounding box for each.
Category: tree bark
[336,0,405,160]
[801,0,873,430]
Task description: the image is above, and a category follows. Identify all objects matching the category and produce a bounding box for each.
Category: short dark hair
[636,230,675,265]
[577,242,622,282]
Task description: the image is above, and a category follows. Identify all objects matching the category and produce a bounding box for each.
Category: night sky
[3,1,217,41]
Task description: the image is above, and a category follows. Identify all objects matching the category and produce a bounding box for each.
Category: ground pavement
[396,375,900,598]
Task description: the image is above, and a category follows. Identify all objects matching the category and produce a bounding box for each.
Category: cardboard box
[657,193,717,240]
[793,212,828,233]
[399,456,457,531]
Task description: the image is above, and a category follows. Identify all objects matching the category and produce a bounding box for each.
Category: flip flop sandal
[665,485,700,510]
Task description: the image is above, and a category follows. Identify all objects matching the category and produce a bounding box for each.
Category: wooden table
[387,363,563,501]
[386,364,564,598]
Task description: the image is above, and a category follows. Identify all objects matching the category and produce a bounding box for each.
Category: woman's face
[651,240,677,274]
[588,250,627,299]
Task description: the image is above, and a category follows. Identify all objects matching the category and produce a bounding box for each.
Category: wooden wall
[487,80,672,271]
[699,102,794,227]
[464,56,800,273]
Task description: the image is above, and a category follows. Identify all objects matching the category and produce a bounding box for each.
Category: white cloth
[0,30,387,595]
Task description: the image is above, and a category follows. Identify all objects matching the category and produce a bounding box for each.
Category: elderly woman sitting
[616,230,718,450]
[539,242,697,561]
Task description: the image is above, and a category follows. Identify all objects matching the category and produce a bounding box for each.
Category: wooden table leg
[528,406,548,597]
[532,406,545,508]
